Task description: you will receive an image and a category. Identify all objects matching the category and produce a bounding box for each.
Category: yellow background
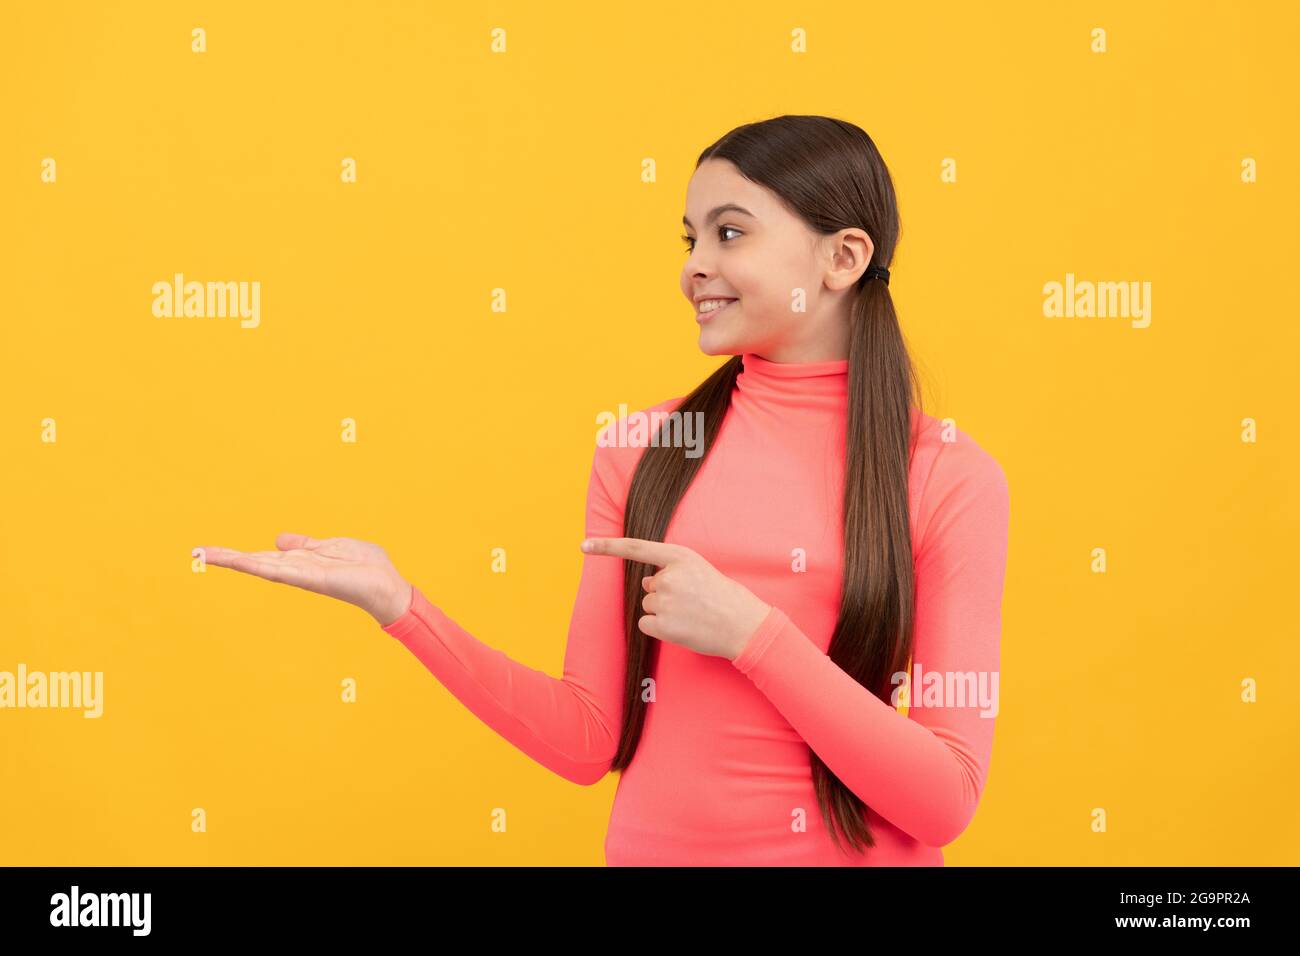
[2,0,1296,865]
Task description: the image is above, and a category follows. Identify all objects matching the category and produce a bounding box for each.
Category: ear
[824,228,875,291]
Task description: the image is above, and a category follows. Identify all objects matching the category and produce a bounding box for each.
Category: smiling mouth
[696,299,738,323]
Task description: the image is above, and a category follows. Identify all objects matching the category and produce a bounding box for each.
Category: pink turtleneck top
[380,352,1010,865]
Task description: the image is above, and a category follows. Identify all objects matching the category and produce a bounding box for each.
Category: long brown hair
[609,115,925,856]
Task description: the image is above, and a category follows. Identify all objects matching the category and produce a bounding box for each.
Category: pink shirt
[381,352,1010,865]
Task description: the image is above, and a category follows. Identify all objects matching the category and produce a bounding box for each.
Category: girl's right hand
[196,533,414,626]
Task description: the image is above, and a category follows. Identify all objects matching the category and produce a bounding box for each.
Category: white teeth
[698,298,736,312]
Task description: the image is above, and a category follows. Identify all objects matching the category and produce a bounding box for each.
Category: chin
[695,332,733,357]
[697,325,752,358]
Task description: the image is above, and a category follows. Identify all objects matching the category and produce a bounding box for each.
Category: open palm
[197,533,412,625]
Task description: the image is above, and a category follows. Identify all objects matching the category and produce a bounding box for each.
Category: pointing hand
[579,537,771,660]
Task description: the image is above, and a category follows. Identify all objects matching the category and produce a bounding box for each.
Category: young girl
[200,115,1010,866]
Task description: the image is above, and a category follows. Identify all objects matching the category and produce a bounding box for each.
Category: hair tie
[863,265,890,285]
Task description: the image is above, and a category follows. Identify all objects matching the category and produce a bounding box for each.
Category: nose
[683,246,714,279]
[681,250,710,297]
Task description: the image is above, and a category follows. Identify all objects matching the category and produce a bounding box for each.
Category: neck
[734,351,849,414]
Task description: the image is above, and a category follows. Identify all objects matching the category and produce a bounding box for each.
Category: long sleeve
[730,440,1010,848]
[378,444,629,786]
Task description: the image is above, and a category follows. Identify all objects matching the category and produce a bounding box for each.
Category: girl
[200,115,1011,866]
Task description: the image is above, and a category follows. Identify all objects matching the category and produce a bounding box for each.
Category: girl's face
[679,158,874,363]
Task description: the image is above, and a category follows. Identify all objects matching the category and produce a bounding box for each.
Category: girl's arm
[731,438,1010,847]
[378,445,629,785]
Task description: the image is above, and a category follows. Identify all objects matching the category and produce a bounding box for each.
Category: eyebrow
[682,203,755,229]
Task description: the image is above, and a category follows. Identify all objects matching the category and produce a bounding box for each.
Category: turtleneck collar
[734,351,849,413]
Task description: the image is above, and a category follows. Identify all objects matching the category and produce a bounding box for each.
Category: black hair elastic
[863,265,890,285]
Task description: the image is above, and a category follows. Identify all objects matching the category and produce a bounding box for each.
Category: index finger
[194,546,244,568]
[579,537,687,567]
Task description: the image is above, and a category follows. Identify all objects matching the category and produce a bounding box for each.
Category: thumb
[276,532,323,551]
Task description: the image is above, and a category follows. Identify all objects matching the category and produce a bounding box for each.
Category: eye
[680,225,742,254]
